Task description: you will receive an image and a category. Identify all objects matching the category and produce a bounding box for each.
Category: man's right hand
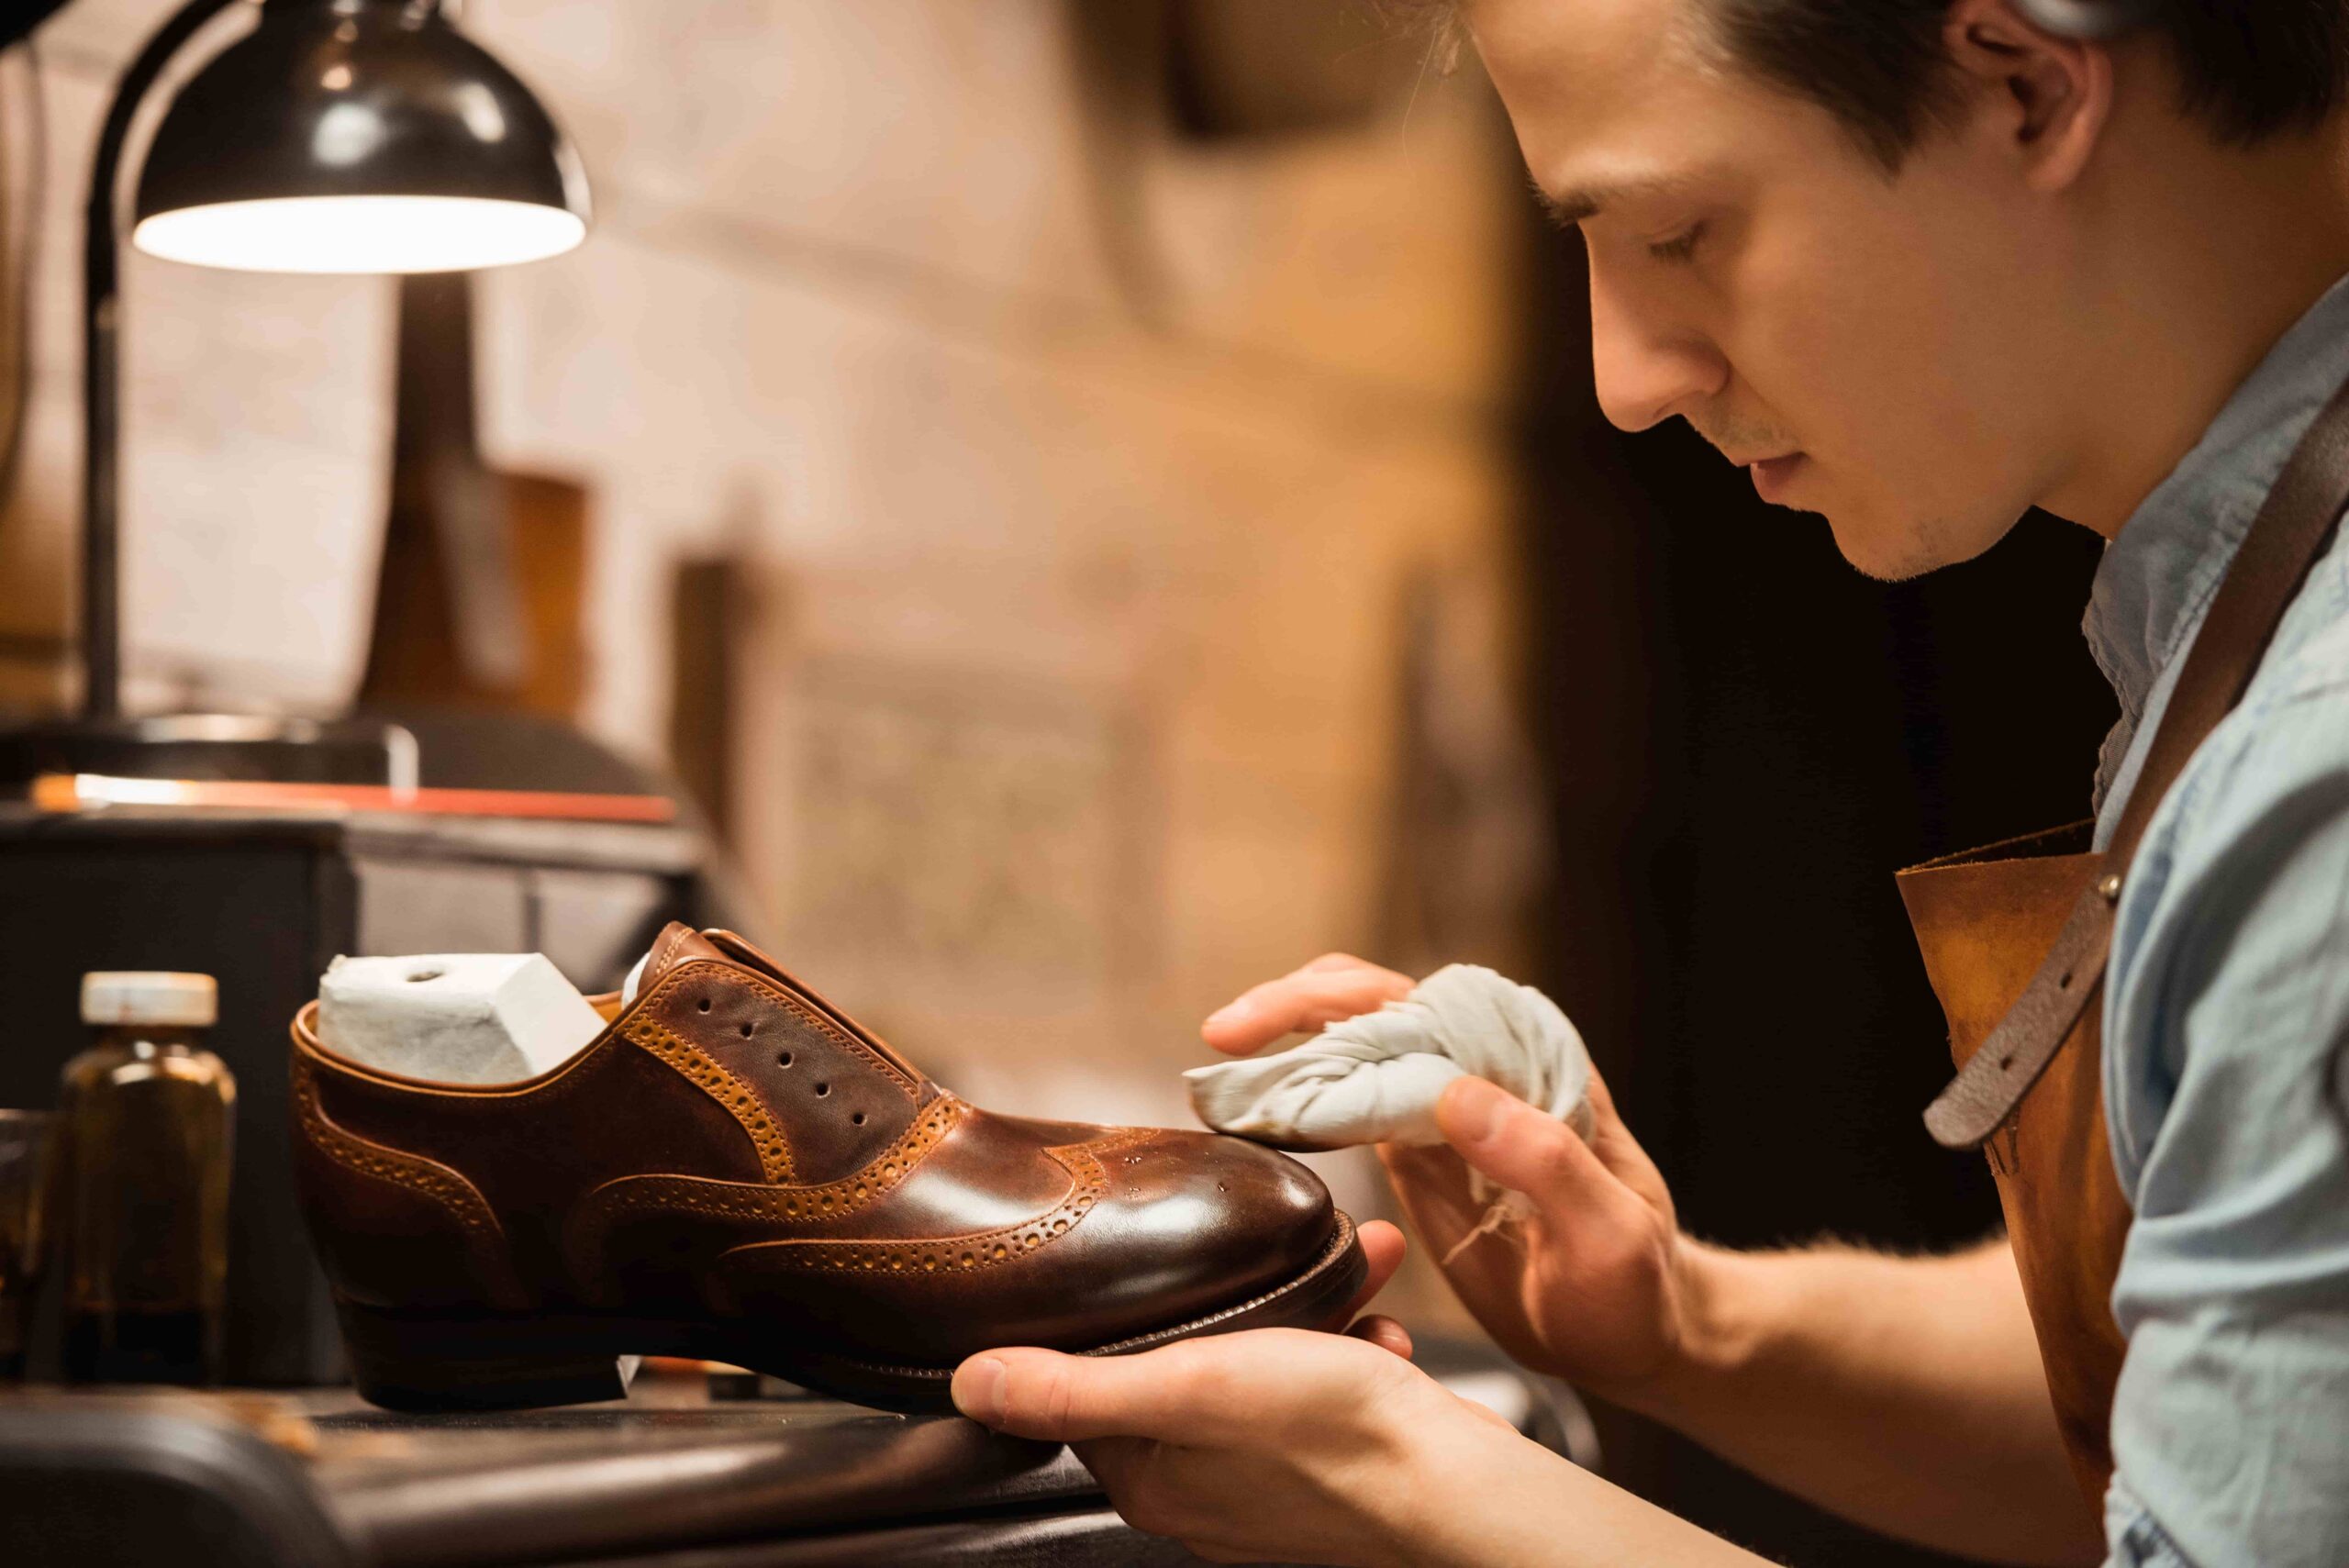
[1204,956,2099,1562]
[1390,1071,1699,1402]
[1200,953,1707,1407]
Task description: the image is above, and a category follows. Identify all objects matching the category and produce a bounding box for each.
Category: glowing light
[453,83,508,142]
[310,102,384,166]
[132,195,584,274]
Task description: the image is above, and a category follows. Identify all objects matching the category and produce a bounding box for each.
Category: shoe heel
[336,1301,635,1412]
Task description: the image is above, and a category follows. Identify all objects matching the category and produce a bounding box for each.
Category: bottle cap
[80,972,217,1029]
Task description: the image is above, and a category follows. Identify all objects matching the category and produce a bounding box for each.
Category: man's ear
[1943,0,2114,192]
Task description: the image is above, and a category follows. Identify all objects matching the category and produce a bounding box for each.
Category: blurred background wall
[0,3,2128,1562]
[0,0,1535,1122]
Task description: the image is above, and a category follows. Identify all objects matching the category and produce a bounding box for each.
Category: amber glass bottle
[55,973,235,1385]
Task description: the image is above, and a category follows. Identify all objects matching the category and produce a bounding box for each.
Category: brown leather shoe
[289,924,1365,1412]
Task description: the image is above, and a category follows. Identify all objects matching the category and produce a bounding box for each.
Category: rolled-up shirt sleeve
[2102,667,2349,1568]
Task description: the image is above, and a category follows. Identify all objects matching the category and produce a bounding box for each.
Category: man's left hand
[948,1219,1516,1567]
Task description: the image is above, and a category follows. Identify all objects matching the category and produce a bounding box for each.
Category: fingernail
[953,1356,1008,1425]
[1204,1000,1249,1029]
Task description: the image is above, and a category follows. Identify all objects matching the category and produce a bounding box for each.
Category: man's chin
[1820,508,1982,584]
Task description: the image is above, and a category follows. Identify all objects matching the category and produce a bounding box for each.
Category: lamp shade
[131,0,589,273]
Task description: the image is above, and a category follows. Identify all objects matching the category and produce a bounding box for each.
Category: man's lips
[1744,451,1806,503]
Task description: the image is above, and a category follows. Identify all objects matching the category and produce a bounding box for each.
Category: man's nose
[1587,267,1728,434]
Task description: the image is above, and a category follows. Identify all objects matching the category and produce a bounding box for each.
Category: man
[947,3,2349,1564]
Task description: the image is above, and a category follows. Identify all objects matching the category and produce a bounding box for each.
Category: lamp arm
[81,0,244,719]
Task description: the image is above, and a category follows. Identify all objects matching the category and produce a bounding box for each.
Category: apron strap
[1925,367,2349,1150]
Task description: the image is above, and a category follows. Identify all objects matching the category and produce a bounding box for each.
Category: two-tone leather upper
[290,924,1337,1361]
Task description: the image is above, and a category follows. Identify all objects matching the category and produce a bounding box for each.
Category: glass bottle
[56,973,235,1385]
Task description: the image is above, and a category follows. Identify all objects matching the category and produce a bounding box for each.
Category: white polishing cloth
[1183,963,1596,1150]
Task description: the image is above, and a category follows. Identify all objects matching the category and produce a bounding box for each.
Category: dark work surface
[0,1344,1582,1566]
[0,1382,1108,1567]
[557,1510,1209,1567]
[309,1398,1101,1566]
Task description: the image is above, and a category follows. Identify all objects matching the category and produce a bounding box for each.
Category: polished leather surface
[290,925,1348,1379]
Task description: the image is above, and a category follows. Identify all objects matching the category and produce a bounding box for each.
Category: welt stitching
[824,1218,1353,1379]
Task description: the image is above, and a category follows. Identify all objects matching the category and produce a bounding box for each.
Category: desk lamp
[0,0,589,788]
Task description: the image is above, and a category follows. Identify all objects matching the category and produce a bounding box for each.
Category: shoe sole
[338,1210,1368,1415]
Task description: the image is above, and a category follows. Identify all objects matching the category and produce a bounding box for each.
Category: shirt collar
[2084,272,2349,806]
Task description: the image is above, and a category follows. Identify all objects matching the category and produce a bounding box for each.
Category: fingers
[1200,955,1414,1056]
[1579,1053,1625,1127]
[1565,1059,1675,1215]
[1346,1313,1413,1359]
[953,1343,1233,1445]
[1341,1219,1408,1320]
[1432,1075,1611,1210]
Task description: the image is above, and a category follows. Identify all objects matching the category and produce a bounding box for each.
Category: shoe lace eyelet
[776,1051,793,1067]
[815,1082,829,1096]
[852,1111,865,1125]
[697,998,711,1013]
[739,1022,753,1038]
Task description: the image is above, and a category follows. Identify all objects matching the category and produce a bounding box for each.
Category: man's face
[1474,0,2090,579]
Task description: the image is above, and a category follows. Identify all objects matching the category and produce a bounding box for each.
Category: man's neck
[2048,121,2349,541]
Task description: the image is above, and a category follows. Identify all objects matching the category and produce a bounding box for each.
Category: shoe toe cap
[1075,1128,1340,1329]
[707,1120,1350,1368]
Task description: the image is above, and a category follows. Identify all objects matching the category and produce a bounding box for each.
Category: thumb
[952,1344,1226,1445]
[1433,1075,1610,1208]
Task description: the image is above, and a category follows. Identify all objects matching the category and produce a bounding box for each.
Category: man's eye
[1647,222,1707,263]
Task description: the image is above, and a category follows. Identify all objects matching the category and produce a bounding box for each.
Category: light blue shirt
[2089,273,2349,1568]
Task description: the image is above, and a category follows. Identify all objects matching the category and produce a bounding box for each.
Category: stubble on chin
[1824,506,1972,584]
[1697,417,1993,584]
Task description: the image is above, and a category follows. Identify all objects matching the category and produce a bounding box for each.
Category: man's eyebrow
[1531,178,1600,228]
[1529,172,1699,228]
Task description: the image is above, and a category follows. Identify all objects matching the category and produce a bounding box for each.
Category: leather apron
[1893,372,2349,1505]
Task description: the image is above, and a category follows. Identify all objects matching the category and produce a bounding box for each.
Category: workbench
[0,1343,1593,1566]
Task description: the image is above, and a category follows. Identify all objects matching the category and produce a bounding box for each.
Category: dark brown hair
[1709,0,2349,167]
[1390,1,2349,169]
